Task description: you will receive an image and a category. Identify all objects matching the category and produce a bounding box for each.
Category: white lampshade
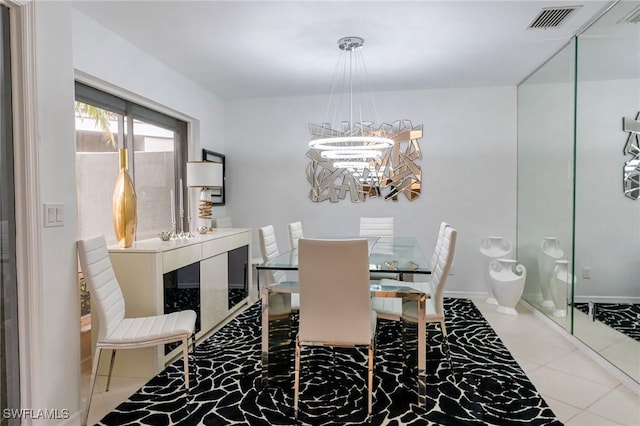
[186,161,223,188]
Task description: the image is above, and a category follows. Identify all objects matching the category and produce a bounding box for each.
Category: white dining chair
[359,216,394,237]
[258,225,299,311]
[372,221,449,319]
[287,221,304,249]
[430,221,450,268]
[401,225,457,371]
[77,235,196,426]
[295,238,376,418]
[258,225,286,286]
[360,216,396,279]
[370,224,456,373]
[214,216,233,228]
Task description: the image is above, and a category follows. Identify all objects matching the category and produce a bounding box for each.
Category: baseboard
[572,295,640,304]
[444,290,487,299]
[519,299,640,394]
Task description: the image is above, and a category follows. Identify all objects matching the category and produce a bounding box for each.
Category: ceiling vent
[528,6,581,29]
[619,5,640,24]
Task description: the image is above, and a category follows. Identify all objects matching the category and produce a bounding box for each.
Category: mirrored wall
[517,0,640,384]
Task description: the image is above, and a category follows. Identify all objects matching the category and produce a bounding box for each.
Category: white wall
[224,86,518,294]
[72,8,228,220]
[32,1,80,422]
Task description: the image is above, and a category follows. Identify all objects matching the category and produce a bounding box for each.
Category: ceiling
[72,0,614,100]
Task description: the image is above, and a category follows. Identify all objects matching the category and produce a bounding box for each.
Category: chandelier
[308,36,393,164]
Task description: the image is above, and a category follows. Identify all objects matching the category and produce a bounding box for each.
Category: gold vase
[112,148,137,248]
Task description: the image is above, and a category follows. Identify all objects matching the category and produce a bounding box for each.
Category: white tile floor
[83,297,640,425]
[474,299,640,426]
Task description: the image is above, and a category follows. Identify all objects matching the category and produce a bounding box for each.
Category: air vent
[619,5,640,24]
[528,6,581,29]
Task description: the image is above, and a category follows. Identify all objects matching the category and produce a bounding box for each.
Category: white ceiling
[72,0,614,99]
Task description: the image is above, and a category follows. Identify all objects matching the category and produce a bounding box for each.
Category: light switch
[44,203,64,227]
[56,206,64,223]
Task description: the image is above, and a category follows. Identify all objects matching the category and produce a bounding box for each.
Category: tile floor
[474,300,639,426]
[82,297,640,426]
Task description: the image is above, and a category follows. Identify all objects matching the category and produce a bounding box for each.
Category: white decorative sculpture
[489,259,527,316]
[480,237,513,305]
[551,260,573,318]
[538,237,564,308]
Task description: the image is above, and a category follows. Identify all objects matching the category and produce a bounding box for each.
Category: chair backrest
[215,216,233,228]
[430,221,450,267]
[287,221,304,249]
[431,226,457,316]
[258,225,286,284]
[77,235,125,341]
[359,217,394,237]
[298,238,371,345]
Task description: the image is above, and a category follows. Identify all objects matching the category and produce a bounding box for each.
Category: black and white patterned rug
[96,299,560,425]
[574,302,640,342]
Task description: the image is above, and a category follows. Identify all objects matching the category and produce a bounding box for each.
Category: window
[75,82,188,242]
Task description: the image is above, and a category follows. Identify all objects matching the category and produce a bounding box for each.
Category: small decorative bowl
[159,231,172,241]
[197,226,209,234]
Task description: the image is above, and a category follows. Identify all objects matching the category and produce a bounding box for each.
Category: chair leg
[105,350,117,391]
[293,340,301,419]
[440,321,454,373]
[183,337,190,390]
[83,347,103,426]
[368,343,373,417]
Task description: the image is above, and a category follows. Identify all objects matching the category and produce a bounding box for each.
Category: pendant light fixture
[308,36,393,163]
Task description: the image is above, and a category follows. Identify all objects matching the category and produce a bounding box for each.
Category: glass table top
[257,236,432,274]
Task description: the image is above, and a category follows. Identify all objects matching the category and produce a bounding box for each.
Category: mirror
[517,39,576,332]
[573,0,640,383]
[517,0,640,385]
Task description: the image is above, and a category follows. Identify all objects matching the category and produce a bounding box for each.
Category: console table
[94,229,252,378]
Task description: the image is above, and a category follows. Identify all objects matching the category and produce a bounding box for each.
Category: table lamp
[186,161,224,231]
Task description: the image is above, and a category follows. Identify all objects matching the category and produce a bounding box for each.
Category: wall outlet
[449,264,454,275]
[582,267,592,279]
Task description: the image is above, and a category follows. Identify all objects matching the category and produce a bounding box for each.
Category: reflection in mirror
[518,0,640,386]
[573,0,640,384]
[517,38,575,333]
[623,113,640,200]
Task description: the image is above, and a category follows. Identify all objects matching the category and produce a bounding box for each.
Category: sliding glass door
[74,82,188,242]
[0,4,20,423]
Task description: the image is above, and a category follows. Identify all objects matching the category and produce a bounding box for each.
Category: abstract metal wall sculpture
[307,120,423,203]
[623,112,640,200]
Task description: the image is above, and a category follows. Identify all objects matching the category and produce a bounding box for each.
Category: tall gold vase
[112,149,137,248]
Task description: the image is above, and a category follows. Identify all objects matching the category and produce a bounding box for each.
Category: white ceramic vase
[480,237,513,305]
[489,258,527,316]
[550,260,573,318]
[537,237,564,308]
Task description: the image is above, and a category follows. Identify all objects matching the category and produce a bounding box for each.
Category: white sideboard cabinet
[95,229,252,378]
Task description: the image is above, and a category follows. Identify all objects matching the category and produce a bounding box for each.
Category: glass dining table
[258,236,432,406]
